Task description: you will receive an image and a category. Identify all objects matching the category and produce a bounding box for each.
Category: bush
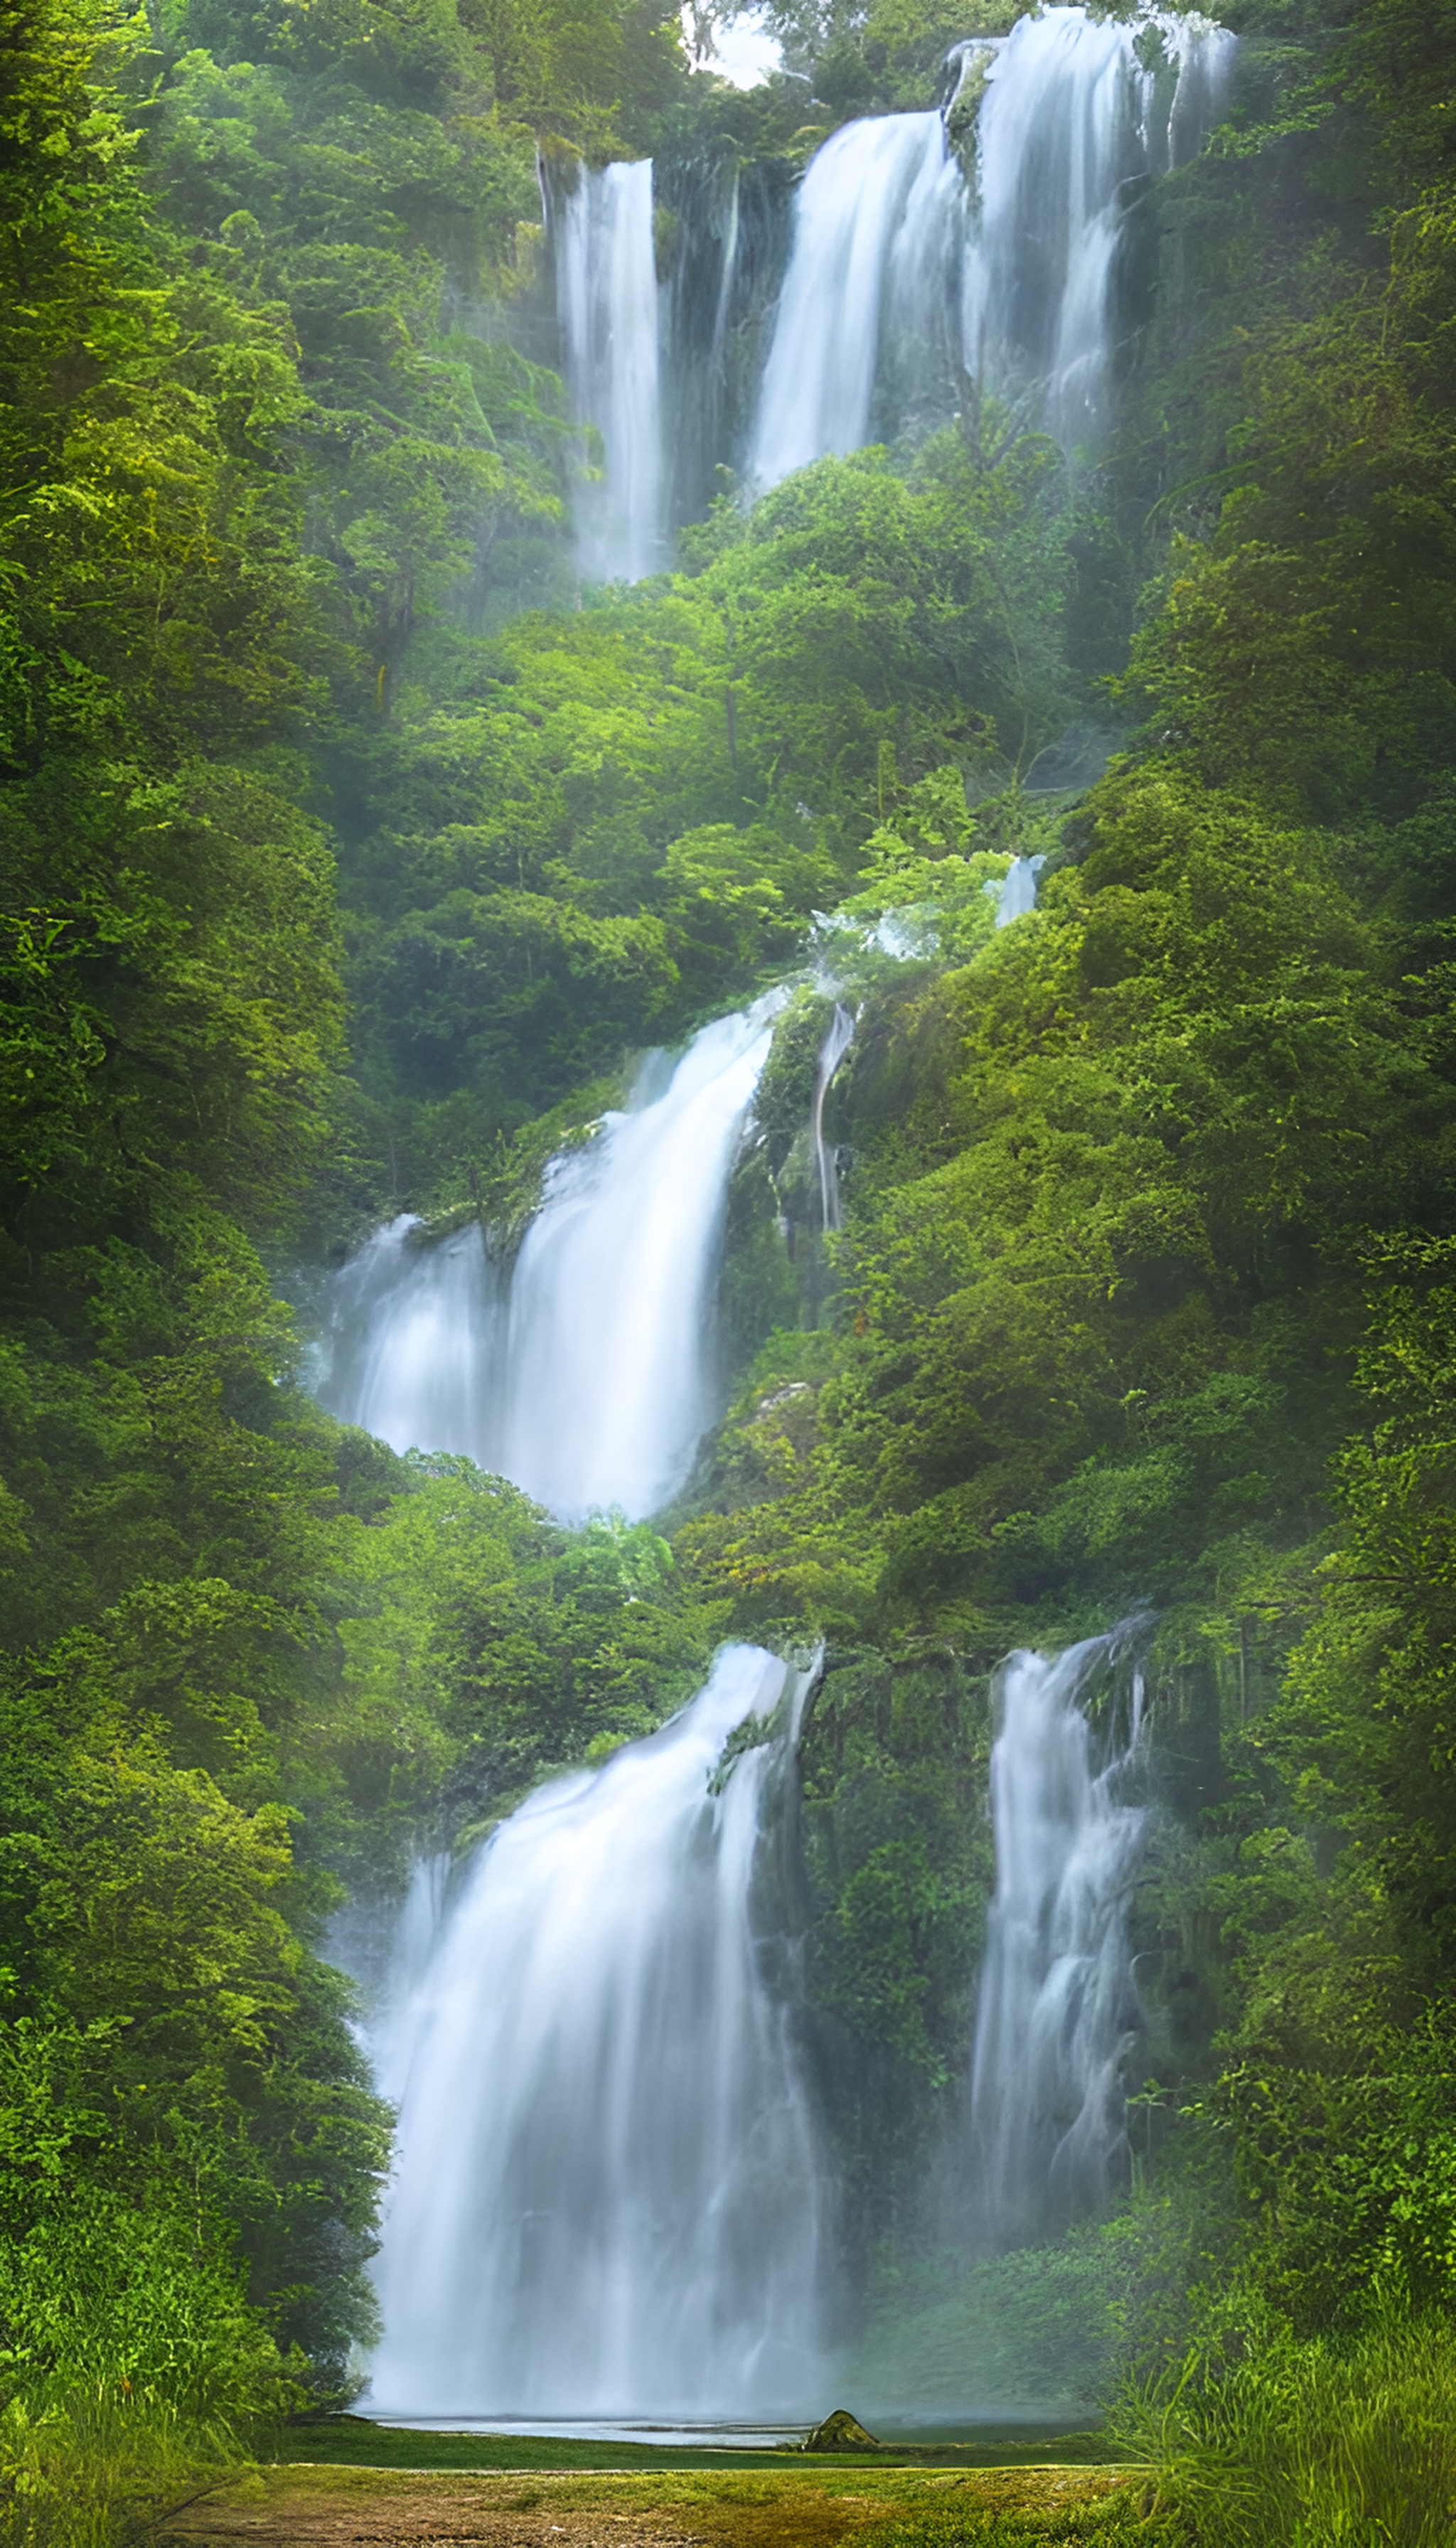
[0,2178,302,2548]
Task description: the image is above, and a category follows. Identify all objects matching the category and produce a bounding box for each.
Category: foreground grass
[0,2392,247,2548]
[1111,2311,1456,2548]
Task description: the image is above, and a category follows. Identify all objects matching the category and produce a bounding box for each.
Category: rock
[803,2408,882,2453]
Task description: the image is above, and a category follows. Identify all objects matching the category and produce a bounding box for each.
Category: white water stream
[996,853,1044,925]
[554,158,665,583]
[365,1644,825,2417]
[969,1634,1148,2242]
[960,7,1235,444]
[315,997,779,1522]
[550,5,1233,564]
[811,1001,855,1233]
[751,109,964,486]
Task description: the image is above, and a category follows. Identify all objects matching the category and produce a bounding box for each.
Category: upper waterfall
[962,7,1235,443]
[753,7,1235,487]
[552,157,665,584]
[749,111,963,488]
[314,997,779,1523]
[550,5,1234,557]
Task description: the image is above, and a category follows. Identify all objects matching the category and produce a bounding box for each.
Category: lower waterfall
[968,1634,1148,2246]
[364,1644,825,2418]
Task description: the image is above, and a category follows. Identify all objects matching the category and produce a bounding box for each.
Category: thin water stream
[969,1635,1149,2245]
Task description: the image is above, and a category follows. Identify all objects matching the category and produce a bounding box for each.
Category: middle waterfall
[315,997,780,1524]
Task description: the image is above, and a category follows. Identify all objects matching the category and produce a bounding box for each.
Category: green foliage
[1114,2308,1456,2548]
[851,2231,1133,2420]
[862,2496,1138,2548]
[0,2388,243,2548]
[148,43,574,669]
[681,770,1449,1659]
[321,1456,716,1866]
[10,0,1456,2480]
[711,0,1022,115]
[0,1691,390,2384]
[330,425,1076,1190]
[1278,1243,1456,1972]
[1119,198,1456,823]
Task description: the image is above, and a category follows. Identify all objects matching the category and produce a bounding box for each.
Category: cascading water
[811,1002,855,1233]
[995,853,1044,925]
[968,1633,1148,2247]
[365,1642,825,2417]
[552,157,665,583]
[552,8,1233,540]
[751,8,1235,488]
[496,999,778,1520]
[313,11,1210,2419]
[313,1216,502,1470]
[314,997,780,1522]
[749,112,965,487]
[961,8,1236,442]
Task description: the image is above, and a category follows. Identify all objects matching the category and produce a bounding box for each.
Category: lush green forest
[4,0,1456,2530]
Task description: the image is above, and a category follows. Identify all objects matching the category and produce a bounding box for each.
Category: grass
[863,2500,1147,2547]
[1110,2309,1456,2547]
[0,2390,245,2548]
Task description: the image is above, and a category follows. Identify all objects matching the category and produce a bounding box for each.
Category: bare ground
[161,2462,1128,2548]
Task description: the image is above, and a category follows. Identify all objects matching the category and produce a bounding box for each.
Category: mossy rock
[804,2409,882,2453]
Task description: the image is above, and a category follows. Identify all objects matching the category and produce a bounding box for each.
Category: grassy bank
[279,2419,1118,2471]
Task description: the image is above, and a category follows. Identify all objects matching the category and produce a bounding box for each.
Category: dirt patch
[161,2463,1128,2548]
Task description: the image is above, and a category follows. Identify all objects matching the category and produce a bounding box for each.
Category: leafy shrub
[1113,2306,1456,2548]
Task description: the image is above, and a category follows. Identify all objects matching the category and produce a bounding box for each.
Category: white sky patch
[682,4,783,86]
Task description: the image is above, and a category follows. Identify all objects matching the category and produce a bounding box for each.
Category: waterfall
[312,1215,502,1470]
[315,998,779,1524]
[968,1634,1148,2246]
[811,1002,855,1233]
[746,6,1233,491]
[547,9,1232,556]
[552,158,665,583]
[995,853,1044,925]
[365,1643,825,2418]
[963,8,1235,443]
[749,113,964,488]
[497,1000,778,1521]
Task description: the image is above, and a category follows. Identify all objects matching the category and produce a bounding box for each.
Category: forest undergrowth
[5,0,1456,2529]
